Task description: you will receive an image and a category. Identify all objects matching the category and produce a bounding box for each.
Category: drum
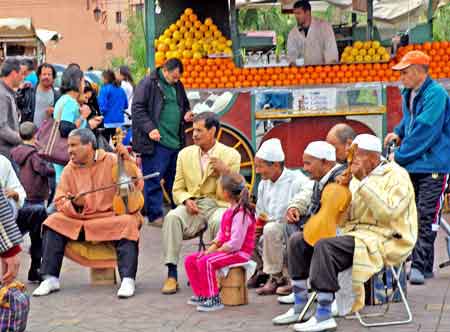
[219,267,248,306]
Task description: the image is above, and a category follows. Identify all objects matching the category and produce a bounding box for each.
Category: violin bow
[66,172,160,200]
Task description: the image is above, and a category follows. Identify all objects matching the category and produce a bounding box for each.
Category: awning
[236,0,450,22]
[36,29,62,44]
[0,17,35,40]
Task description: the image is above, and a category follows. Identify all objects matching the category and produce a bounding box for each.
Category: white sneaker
[293,316,337,332]
[32,277,60,296]
[278,292,295,304]
[273,308,300,325]
[117,278,135,298]
[331,300,338,317]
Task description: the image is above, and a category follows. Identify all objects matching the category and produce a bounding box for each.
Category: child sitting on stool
[184,172,256,312]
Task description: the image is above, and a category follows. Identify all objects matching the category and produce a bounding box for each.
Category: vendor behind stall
[287,0,339,66]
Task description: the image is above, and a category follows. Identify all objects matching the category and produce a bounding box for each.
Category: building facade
[0,0,144,69]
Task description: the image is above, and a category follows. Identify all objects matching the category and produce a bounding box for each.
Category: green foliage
[433,4,450,41]
[238,7,296,49]
[109,12,148,83]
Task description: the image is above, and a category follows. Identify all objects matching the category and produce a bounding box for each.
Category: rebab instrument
[303,144,357,246]
[111,128,146,215]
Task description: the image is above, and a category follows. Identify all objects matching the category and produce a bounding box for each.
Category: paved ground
[20,216,450,332]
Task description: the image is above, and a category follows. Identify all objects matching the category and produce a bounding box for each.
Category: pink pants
[184,251,250,298]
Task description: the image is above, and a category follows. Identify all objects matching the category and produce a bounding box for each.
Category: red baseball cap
[392,50,431,71]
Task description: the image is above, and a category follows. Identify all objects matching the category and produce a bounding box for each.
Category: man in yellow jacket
[161,112,241,294]
[290,134,417,332]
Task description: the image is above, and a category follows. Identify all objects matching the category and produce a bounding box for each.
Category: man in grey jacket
[0,58,24,159]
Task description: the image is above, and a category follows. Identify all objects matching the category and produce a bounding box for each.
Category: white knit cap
[256,138,285,162]
[353,134,382,153]
[304,141,336,162]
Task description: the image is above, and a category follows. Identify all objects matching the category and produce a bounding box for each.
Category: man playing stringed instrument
[33,128,144,299]
[276,135,417,332]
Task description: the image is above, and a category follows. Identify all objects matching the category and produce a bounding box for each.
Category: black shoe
[28,267,42,284]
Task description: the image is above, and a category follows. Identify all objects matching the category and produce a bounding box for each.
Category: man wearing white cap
[278,135,417,332]
[250,138,313,295]
[274,141,346,326]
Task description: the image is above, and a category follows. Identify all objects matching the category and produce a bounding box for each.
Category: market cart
[144,0,450,190]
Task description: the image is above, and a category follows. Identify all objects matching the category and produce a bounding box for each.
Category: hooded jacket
[10,144,55,203]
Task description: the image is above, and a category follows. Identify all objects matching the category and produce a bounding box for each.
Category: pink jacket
[214,206,256,255]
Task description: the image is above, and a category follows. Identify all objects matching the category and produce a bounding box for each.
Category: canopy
[236,0,450,22]
[36,29,62,44]
[0,18,36,41]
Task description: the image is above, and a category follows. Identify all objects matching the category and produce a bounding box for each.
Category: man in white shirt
[287,0,339,66]
[250,139,313,295]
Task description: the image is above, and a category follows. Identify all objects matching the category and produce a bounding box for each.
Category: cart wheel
[185,124,256,193]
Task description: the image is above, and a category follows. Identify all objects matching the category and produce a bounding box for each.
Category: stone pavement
[19,217,450,332]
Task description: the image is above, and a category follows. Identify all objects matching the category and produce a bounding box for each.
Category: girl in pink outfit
[184,173,256,312]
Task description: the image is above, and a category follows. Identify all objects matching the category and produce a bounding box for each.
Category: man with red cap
[385,50,450,285]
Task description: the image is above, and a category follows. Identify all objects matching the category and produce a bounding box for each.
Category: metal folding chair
[353,262,413,327]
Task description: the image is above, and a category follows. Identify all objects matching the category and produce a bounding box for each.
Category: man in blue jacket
[385,50,450,285]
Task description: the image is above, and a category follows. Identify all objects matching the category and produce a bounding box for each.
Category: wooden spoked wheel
[184,124,256,194]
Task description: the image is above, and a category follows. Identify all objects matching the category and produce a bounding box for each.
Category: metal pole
[229,0,242,67]
[145,0,156,70]
[367,0,373,40]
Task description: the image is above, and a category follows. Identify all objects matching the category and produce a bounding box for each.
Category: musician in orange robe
[33,128,143,299]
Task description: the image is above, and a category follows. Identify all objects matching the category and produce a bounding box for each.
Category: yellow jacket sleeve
[172,152,191,206]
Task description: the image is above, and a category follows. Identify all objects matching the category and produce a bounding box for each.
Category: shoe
[187,296,205,306]
[293,316,337,332]
[276,283,292,296]
[27,267,42,284]
[409,268,425,285]
[272,305,314,325]
[424,271,434,279]
[161,277,179,294]
[148,217,164,228]
[247,271,269,289]
[278,292,295,305]
[117,278,135,298]
[197,296,224,312]
[331,300,338,317]
[32,277,60,296]
[256,276,286,296]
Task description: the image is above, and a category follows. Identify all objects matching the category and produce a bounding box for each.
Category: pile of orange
[180,58,401,89]
[179,40,449,89]
[396,41,450,80]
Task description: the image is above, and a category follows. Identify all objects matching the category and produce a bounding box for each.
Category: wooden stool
[90,268,117,285]
[218,267,248,306]
[64,241,117,285]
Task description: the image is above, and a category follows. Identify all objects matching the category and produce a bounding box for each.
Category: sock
[167,263,178,280]
[292,279,308,313]
[316,292,334,322]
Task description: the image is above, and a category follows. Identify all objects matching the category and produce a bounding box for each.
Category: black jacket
[16,84,60,123]
[131,69,190,155]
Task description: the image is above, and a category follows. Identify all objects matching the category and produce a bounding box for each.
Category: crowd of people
[0,46,449,332]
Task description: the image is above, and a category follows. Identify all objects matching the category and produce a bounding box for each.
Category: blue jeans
[141,144,179,221]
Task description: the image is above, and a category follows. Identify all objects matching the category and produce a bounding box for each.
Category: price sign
[293,88,337,111]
